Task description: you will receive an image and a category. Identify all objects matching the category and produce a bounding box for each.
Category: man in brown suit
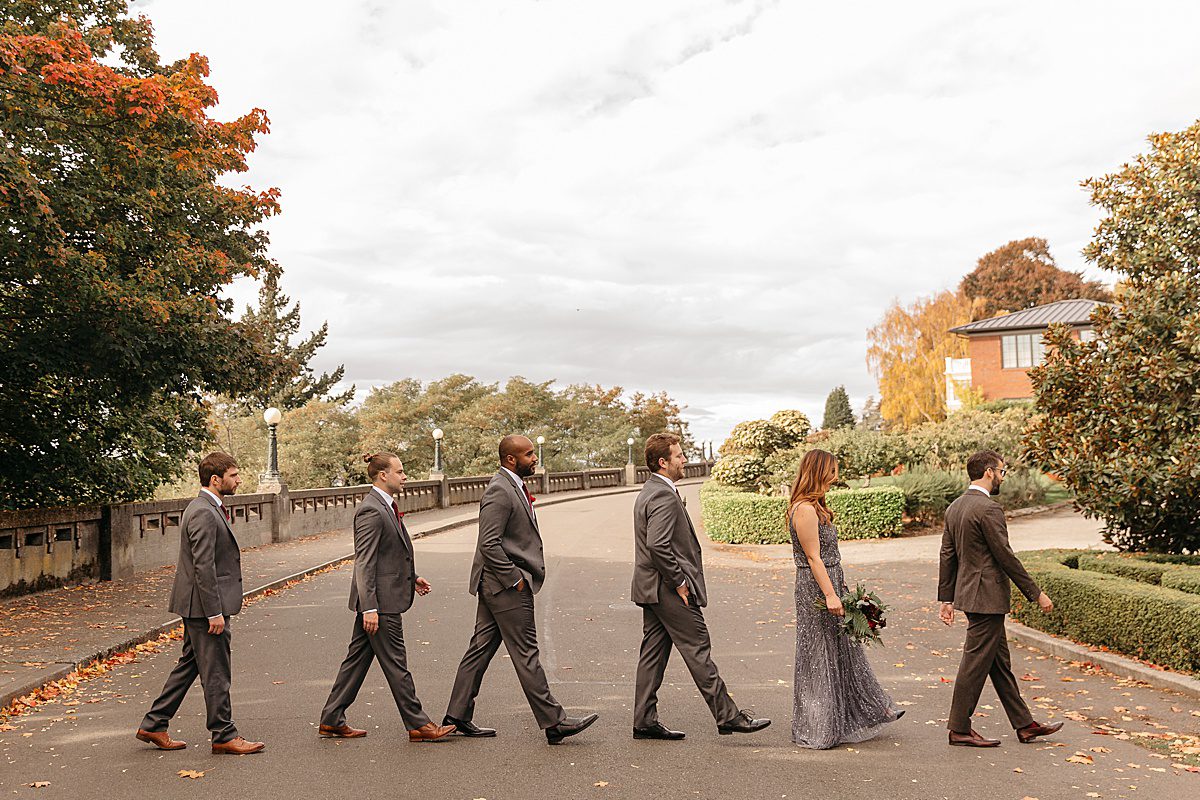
[938,450,1063,747]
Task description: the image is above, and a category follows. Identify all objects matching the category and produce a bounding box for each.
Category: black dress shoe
[442,715,496,738]
[546,713,599,745]
[633,722,685,741]
[717,710,771,735]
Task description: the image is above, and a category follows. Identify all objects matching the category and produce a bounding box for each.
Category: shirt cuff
[513,578,523,588]
[207,613,223,621]
[363,609,378,614]
[678,581,687,589]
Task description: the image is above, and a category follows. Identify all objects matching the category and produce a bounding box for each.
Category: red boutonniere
[528,495,536,504]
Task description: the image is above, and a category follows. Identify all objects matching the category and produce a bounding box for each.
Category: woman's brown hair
[787,449,838,525]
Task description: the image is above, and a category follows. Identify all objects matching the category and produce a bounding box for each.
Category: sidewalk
[0,481,658,711]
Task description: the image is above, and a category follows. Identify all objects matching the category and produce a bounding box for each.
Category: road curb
[1,480,677,713]
[1008,620,1200,699]
[1006,499,1075,519]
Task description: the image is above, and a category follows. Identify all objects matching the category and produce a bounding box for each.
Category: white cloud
[137,0,1200,444]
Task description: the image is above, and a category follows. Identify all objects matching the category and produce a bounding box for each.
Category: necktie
[522,484,536,508]
[222,506,231,523]
[391,500,403,523]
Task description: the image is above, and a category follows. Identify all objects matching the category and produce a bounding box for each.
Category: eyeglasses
[989,467,1008,477]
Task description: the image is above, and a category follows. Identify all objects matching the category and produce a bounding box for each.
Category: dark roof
[950,298,1111,335]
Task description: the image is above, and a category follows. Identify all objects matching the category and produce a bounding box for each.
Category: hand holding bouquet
[814,583,889,646]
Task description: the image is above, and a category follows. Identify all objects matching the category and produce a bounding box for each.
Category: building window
[1001,333,1044,369]
[1080,329,1096,342]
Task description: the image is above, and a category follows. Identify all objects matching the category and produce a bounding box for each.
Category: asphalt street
[2,486,1196,799]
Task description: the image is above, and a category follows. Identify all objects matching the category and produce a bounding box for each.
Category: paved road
[2,487,1196,799]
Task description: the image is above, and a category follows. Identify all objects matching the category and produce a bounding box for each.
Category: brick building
[944,298,1109,410]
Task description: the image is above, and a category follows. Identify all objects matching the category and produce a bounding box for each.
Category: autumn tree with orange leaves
[1,1,282,508]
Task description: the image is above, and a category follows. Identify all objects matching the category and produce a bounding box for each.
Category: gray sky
[139,0,1200,446]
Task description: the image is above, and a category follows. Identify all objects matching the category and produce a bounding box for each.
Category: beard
[516,461,537,478]
[990,480,1001,496]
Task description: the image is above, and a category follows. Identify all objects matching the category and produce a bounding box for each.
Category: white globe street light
[431,428,444,474]
[626,436,635,465]
[261,407,283,488]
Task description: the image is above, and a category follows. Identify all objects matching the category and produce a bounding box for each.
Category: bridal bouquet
[814,584,889,646]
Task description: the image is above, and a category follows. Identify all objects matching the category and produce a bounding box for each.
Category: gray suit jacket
[168,492,244,618]
[631,476,707,608]
[938,489,1041,614]
[469,472,545,598]
[349,489,417,614]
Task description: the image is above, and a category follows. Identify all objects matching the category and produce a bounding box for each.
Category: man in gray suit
[136,453,265,755]
[319,453,455,743]
[631,433,770,739]
[938,449,1063,747]
[444,435,598,744]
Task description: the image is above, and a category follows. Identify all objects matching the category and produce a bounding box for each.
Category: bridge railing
[0,461,713,596]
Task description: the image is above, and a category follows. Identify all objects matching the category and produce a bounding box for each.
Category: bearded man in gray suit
[318,452,454,743]
[136,453,265,755]
[631,433,769,740]
[444,435,598,744]
[938,449,1063,747]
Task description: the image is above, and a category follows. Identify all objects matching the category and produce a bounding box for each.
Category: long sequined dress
[791,513,899,749]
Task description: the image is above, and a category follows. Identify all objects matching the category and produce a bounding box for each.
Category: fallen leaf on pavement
[177,770,205,779]
[26,783,50,789]
[1066,754,1094,765]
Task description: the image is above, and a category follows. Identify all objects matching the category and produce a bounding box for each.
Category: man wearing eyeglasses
[937,450,1061,748]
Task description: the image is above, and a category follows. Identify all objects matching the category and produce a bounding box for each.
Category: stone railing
[1,461,714,596]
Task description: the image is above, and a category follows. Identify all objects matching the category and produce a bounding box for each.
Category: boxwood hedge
[699,483,904,544]
[1012,550,1200,674]
[1076,552,1173,584]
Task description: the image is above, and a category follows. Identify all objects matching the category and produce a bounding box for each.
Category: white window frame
[1000,332,1045,369]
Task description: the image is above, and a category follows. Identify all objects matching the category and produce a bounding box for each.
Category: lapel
[502,471,538,530]
[371,489,411,552]
[200,492,236,539]
[654,477,695,535]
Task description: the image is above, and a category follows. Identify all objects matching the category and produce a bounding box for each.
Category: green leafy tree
[237,272,353,411]
[906,407,1032,471]
[769,409,811,443]
[1026,120,1200,553]
[1,2,278,508]
[821,386,855,430]
[823,428,905,486]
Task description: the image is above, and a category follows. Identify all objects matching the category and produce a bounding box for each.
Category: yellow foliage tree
[866,290,978,429]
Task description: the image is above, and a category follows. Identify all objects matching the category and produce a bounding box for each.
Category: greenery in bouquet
[814,584,889,646]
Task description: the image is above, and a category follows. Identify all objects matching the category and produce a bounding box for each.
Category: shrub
[889,469,964,521]
[709,454,767,491]
[700,483,904,544]
[1012,550,1200,674]
[822,428,906,484]
[769,410,811,443]
[994,467,1049,511]
[905,406,1033,471]
[1162,569,1200,595]
[720,419,792,458]
[1139,553,1200,566]
[1076,553,1171,585]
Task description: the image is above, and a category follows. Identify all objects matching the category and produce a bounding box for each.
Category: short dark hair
[198,452,238,487]
[966,450,1004,481]
[645,432,681,472]
[362,452,400,481]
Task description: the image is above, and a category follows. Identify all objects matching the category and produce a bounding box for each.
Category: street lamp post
[627,437,635,465]
[431,428,444,476]
[536,435,545,470]
[260,407,283,492]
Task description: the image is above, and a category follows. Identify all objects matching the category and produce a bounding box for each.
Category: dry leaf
[1089,746,1112,753]
[594,781,609,788]
[1066,754,1094,765]
[177,770,205,779]
[26,783,50,789]
[1013,767,1023,773]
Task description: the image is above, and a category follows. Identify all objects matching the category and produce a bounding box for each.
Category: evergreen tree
[822,386,855,430]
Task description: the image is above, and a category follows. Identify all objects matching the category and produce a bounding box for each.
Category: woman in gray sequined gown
[788,449,900,749]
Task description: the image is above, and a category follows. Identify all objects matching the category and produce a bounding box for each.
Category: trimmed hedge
[1161,568,1200,595]
[1012,550,1200,674]
[1076,553,1173,584]
[699,483,904,544]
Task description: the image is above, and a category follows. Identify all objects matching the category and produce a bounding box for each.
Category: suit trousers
[634,597,739,727]
[948,612,1034,733]
[140,616,238,743]
[445,586,566,729]
[320,612,431,731]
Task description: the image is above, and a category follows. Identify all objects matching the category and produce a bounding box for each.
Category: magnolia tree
[1026,120,1200,553]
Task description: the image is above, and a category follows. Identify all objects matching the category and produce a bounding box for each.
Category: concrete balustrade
[0,461,714,597]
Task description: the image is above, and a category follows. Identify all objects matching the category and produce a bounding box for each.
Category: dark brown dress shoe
[1017,720,1064,743]
[318,723,367,738]
[212,736,266,755]
[409,722,455,742]
[135,729,186,750]
[949,728,1001,747]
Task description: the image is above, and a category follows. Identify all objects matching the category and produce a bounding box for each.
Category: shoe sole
[318,732,366,738]
[718,722,772,736]
[633,733,685,740]
[949,740,1000,747]
[212,747,265,754]
[449,731,497,737]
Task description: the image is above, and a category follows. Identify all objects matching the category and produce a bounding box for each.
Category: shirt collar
[500,467,525,488]
[372,486,395,506]
[968,484,992,496]
[200,488,223,507]
[652,472,676,491]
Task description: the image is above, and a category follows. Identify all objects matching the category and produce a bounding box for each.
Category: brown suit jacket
[938,489,1040,614]
[348,489,417,614]
[630,476,708,608]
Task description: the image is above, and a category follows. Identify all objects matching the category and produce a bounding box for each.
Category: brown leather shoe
[211,736,266,755]
[408,722,455,742]
[949,728,1001,747]
[1017,720,1064,743]
[135,729,186,750]
[318,723,367,738]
